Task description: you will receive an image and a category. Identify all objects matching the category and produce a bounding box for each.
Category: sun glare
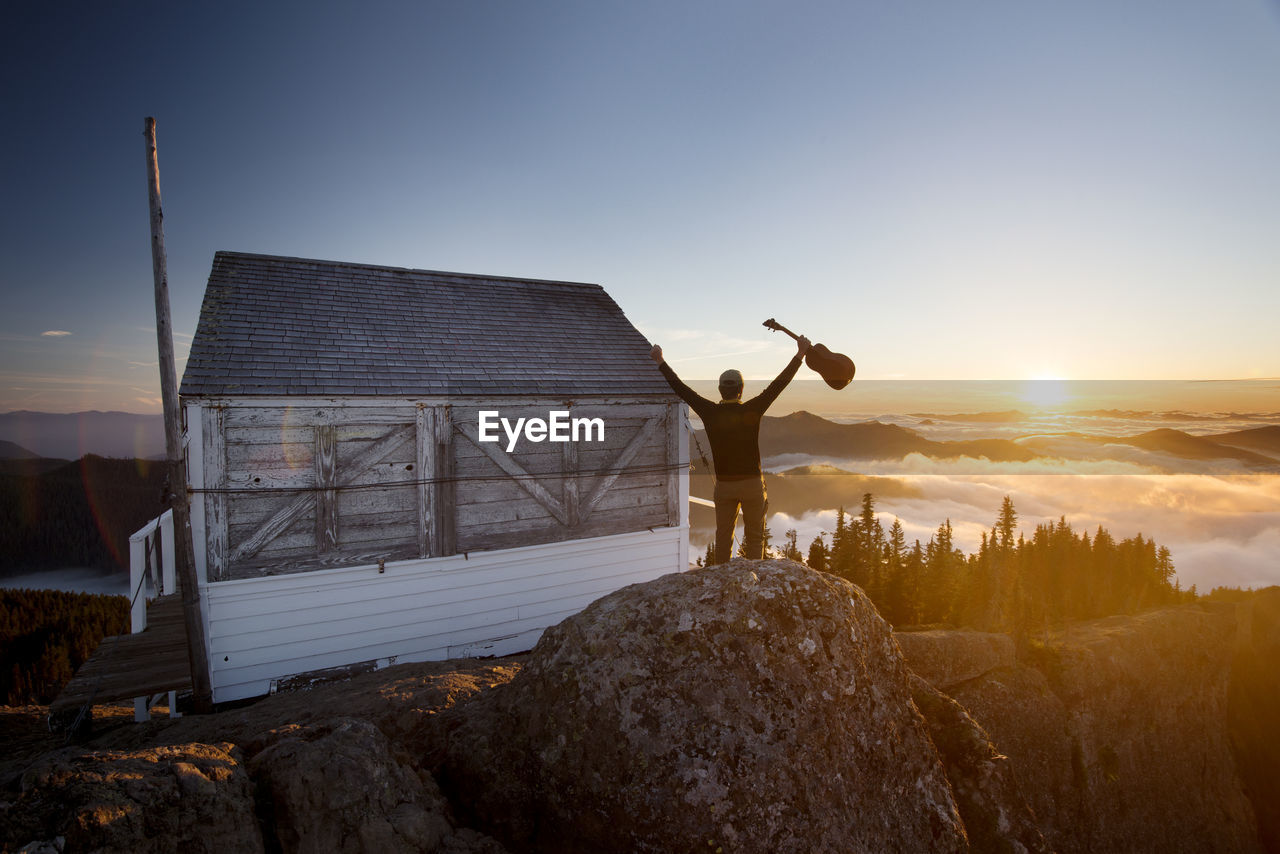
[1021,377,1070,410]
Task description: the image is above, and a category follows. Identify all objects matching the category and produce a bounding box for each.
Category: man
[651,335,810,565]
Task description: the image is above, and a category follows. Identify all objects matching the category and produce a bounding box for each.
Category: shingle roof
[180,252,674,398]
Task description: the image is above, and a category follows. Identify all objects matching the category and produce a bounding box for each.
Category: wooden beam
[454,421,571,526]
[145,116,212,713]
[416,405,434,558]
[230,424,413,563]
[563,416,580,528]
[580,416,661,520]
[434,406,456,555]
[315,425,338,552]
[202,406,227,581]
[665,403,680,526]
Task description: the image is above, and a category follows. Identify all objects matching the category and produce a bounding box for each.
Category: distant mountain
[754,411,1039,463]
[1072,408,1227,422]
[0,441,69,476]
[0,440,38,459]
[0,411,165,460]
[697,411,1280,473]
[1115,428,1276,465]
[906,410,1027,423]
[1212,425,1280,458]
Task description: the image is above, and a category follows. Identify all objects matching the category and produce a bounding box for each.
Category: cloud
[766,452,1171,477]
[764,447,1275,477]
[41,330,72,338]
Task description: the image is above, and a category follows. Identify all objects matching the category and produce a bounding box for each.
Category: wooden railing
[129,510,175,629]
[128,510,181,720]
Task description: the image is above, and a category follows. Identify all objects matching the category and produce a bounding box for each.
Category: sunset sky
[3,1,1280,413]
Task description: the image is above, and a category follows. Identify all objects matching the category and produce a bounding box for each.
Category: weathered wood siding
[194,398,682,581]
[451,402,674,552]
[204,526,684,702]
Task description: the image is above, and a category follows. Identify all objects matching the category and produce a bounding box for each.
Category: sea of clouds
[744,471,1280,593]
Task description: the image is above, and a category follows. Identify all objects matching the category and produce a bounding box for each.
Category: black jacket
[659,354,804,480]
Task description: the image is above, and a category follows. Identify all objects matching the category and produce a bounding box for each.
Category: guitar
[763,318,855,390]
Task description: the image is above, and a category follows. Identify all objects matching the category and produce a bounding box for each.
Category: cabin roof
[180,251,673,397]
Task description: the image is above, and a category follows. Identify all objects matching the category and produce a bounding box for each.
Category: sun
[1020,376,1070,410]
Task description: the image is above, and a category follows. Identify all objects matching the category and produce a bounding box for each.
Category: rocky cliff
[1227,586,1280,853]
[897,609,1262,854]
[0,560,1269,853]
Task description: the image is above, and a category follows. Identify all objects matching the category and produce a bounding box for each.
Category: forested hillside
[0,588,128,704]
[0,456,168,573]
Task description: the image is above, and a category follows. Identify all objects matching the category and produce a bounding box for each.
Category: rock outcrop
[248,718,506,854]
[908,675,1049,854]
[1227,587,1280,853]
[1,664,518,854]
[894,629,1014,690]
[434,558,968,854]
[900,608,1263,854]
[5,742,264,853]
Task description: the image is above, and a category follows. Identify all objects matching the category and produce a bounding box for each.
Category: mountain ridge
[0,411,165,461]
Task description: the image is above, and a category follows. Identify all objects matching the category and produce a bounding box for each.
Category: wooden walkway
[50,595,192,726]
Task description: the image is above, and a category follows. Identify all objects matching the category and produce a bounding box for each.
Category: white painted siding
[203,525,685,702]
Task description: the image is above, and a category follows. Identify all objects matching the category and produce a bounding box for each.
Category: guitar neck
[763,319,801,341]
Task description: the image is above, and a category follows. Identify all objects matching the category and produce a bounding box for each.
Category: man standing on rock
[651,336,809,565]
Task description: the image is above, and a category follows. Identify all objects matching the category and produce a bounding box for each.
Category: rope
[691,431,712,473]
[186,460,692,495]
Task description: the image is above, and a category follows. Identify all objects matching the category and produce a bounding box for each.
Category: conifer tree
[807,535,829,573]
[829,507,853,583]
[882,518,909,624]
[781,529,804,563]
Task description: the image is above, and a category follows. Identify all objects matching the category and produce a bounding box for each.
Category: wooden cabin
[179,251,689,702]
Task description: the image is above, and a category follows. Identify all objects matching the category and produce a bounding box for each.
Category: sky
[3,0,1280,414]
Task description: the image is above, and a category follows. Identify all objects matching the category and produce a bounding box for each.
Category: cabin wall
[203,525,684,702]
[184,397,684,582]
[450,402,673,552]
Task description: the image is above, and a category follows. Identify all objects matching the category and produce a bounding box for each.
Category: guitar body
[806,344,855,390]
[763,318,855,390]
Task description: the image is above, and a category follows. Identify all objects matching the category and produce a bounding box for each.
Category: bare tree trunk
[145,116,213,713]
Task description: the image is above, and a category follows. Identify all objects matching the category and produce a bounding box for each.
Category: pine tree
[882,518,909,624]
[781,529,804,562]
[829,507,853,582]
[807,535,829,573]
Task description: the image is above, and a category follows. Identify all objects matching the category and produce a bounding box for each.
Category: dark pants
[713,476,767,565]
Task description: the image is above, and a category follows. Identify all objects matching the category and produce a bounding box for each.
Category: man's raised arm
[749,335,811,411]
[650,344,712,414]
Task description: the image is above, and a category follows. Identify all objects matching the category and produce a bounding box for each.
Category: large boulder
[2,742,264,853]
[434,558,967,854]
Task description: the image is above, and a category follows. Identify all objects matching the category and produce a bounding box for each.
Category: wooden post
[145,116,213,713]
[315,425,339,552]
